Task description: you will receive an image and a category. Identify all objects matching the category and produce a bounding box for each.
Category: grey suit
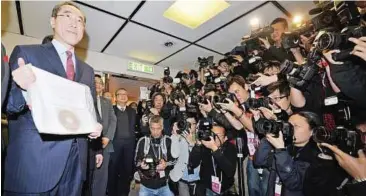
[92,96,117,196]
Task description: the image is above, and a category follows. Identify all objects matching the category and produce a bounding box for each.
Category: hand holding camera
[349,37,366,61]
[321,143,366,181]
[157,159,167,171]
[201,136,219,151]
[199,99,213,113]
[251,73,278,87]
[266,131,285,149]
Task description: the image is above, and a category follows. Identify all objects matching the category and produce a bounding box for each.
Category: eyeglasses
[57,14,85,26]
[270,95,288,102]
[116,93,127,96]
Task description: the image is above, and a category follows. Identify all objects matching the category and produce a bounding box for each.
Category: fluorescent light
[250,18,259,27]
[163,0,230,29]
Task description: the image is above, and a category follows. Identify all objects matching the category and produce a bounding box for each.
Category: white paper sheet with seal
[25,64,97,135]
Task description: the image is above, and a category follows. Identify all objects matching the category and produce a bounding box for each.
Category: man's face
[212,126,227,147]
[95,77,104,95]
[218,62,229,74]
[271,22,287,42]
[268,89,290,112]
[103,92,112,101]
[116,89,128,104]
[187,117,197,134]
[289,114,312,147]
[50,5,85,48]
[228,82,249,104]
[154,95,164,110]
[150,122,163,138]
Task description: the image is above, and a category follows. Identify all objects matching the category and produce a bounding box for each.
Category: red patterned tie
[66,51,75,81]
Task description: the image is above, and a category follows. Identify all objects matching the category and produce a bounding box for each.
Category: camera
[176,110,191,134]
[163,67,174,84]
[197,56,214,70]
[144,100,153,115]
[170,89,186,102]
[313,126,364,157]
[280,58,319,89]
[317,26,366,61]
[142,154,160,178]
[254,118,294,145]
[241,97,271,111]
[197,118,213,141]
[242,26,274,51]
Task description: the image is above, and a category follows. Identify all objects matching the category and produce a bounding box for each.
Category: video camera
[242,26,274,52]
[254,118,294,145]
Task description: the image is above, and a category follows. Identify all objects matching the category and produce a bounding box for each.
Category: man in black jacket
[189,124,237,195]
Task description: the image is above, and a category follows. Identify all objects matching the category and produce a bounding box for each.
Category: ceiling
[1,0,317,71]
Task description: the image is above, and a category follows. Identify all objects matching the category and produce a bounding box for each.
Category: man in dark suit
[4,2,101,195]
[108,88,136,196]
[91,74,117,196]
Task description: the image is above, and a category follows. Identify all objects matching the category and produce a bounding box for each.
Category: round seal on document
[58,110,80,131]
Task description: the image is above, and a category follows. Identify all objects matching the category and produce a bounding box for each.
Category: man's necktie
[66,51,75,81]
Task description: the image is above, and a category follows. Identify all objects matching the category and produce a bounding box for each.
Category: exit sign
[127,61,154,74]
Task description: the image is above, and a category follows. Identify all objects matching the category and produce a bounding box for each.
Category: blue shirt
[181,146,200,182]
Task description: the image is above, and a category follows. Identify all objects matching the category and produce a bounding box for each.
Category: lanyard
[211,156,223,182]
[150,140,161,160]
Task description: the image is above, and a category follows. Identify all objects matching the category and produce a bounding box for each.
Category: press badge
[324,96,338,106]
[159,170,165,178]
[274,176,282,196]
[211,176,222,194]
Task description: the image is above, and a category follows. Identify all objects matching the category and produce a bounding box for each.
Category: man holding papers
[4,2,101,195]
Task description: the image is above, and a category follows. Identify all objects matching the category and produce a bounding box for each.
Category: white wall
[1,31,180,80]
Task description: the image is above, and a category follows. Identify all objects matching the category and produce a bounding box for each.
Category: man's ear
[50,17,56,29]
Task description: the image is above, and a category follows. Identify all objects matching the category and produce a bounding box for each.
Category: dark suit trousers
[91,150,110,196]
[4,142,83,196]
[108,139,135,196]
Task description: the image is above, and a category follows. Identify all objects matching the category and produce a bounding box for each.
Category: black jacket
[189,141,237,193]
[254,139,340,196]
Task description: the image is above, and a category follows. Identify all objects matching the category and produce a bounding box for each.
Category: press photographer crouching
[135,115,178,196]
[189,121,237,196]
[254,112,339,196]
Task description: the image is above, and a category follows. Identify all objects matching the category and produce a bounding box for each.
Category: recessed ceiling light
[163,0,230,29]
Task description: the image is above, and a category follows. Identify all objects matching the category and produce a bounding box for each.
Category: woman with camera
[253,111,339,196]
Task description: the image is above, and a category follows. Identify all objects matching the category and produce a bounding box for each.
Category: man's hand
[258,107,277,120]
[201,136,218,151]
[102,137,110,148]
[232,55,244,63]
[266,131,285,149]
[321,143,366,180]
[140,161,149,170]
[251,73,277,87]
[199,99,213,113]
[174,99,186,108]
[217,98,237,112]
[88,123,102,139]
[157,159,167,171]
[150,108,160,115]
[322,50,343,65]
[183,131,196,146]
[12,58,36,90]
[258,37,271,49]
[349,37,366,61]
[96,154,103,168]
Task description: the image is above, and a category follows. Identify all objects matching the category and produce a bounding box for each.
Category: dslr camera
[255,118,294,145]
[141,154,160,179]
[198,56,215,70]
[197,118,214,141]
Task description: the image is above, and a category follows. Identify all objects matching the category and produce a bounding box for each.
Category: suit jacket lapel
[75,57,84,82]
[42,43,67,78]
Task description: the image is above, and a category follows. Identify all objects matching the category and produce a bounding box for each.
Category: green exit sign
[127,61,154,74]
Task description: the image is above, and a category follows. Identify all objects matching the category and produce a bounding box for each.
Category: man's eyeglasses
[270,95,288,102]
[57,14,85,26]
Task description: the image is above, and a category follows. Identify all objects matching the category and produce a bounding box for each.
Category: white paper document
[26,64,97,135]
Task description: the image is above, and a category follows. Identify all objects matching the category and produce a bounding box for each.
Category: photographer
[260,18,305,64]
[254,112,338,196]
[169,116,201,196]
[189,124,237,195]
[217,59,231,77]
[135,115,178,196]
[141,92,174,136]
